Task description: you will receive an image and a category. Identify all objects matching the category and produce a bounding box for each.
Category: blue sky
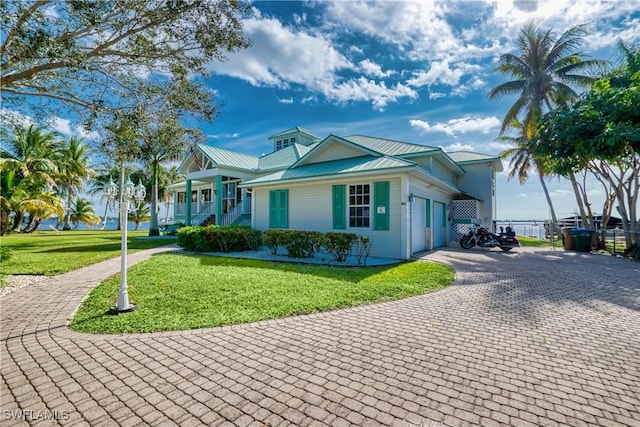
[6,1,640,220]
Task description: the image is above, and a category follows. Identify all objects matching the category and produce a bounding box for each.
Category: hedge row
[176,226,373,264]
[176,226,262,253]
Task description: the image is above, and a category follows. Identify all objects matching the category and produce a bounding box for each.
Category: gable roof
[344,135,438,156]
[292,134,383,168]
[257,143,317,170]
[269,126,321,141]
[199,145,259,170]
[243,155,415,186]
[447,151,503,172]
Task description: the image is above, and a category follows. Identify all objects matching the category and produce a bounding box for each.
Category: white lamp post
[105,167,146,313]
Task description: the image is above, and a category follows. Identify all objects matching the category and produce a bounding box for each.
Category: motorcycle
[459,223,520,251]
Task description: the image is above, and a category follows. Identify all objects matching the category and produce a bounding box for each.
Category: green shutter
[269,189,288,228]
[425,198,431,227]
[332,185,346,229]
[373,181,390,231]
[269,190,277,228]
[280,189,289,228]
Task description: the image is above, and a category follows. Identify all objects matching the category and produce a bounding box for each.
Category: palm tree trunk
[537,172,559,229]
[11,211,24,232]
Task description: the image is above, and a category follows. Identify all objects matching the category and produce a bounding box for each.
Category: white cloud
[429,92,446,100]
[441,142,474,152]
[278,97,294,104]
[410,116,501,136]
[208,16,352,89]
[451,76,487,97]
[50,117,98,140]
[328,78,418,111]
[359,59,395,78]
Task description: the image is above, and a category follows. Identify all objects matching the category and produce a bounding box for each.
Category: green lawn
[70,254,454,334]
[518,236,559,248]
[0,230,175,276]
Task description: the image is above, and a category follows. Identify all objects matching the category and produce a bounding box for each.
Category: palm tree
[489,22,607,226]
[158,164,185,226]
[0,124,61,233]
[139,120,189,236]
[498,120,559,227]
[128,203,151,231]
[56,136,95,230]
[69,198,101,229]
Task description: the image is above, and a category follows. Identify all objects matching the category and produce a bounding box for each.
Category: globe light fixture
[104,166,146,313]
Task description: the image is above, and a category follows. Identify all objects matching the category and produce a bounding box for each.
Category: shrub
[176,226,200,251]
[177,226,262,253]
[262,229,283,254]
[324,232,357,262]
[279,230,322,258]
[354,236,373,265]
[0,246,13,264]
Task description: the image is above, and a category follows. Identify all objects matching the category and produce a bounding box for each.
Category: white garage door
[434,202,444,248]
[412,198,426,253]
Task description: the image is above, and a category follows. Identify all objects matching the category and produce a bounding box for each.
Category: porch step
[232,214,251,227]
[200,214,216,226]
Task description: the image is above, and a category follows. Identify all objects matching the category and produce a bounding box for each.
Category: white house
[171,126,502,259]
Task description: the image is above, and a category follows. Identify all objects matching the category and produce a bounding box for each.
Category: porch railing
[221,203,244,226]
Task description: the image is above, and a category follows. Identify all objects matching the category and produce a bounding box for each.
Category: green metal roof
[345,135,438,156]
[257,143,316,170]
[447,151,503,172]
[199,145,259,170]
[243,155,415,186]
[269,126,322,140]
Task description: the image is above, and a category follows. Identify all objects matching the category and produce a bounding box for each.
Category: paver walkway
[1,245,639,427]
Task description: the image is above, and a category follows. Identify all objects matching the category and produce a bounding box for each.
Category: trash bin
[562,228,576,250]
[571,228,595,252]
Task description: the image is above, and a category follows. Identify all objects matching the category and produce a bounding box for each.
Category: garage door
[433,202,444,248]
[412,198,426,253]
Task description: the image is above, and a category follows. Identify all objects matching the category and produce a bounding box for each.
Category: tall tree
[532,42,640,253]
[497,120,559,227]
[1,0,252,125]
[56,136,95,230]
[0,124,61,233]
[158,165,185,226]
[488,22,607,226]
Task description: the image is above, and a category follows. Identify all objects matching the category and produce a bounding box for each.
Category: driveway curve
[1,245,639,426]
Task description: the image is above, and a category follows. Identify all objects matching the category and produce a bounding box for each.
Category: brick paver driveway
[1,245,639,426]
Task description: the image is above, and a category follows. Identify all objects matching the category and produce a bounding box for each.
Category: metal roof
[257,143,316,170]
[243,155,414,186]
[345,135,438,156]
[269,126,322,140]
[447,151,503,172]
[199,145,259,170]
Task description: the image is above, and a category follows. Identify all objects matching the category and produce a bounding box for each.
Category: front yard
[70,254,454,333]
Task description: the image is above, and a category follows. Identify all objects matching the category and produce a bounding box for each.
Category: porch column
[186,179,192,225]
[241,188,248,214]
[215,175,223,226]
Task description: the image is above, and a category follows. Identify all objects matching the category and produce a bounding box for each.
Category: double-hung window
[349,184,370,228]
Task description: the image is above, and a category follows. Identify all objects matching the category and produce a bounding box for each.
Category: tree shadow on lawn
[193,253,403,283]
[436,247,640,325]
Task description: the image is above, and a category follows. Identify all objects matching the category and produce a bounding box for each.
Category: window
[349,184,370,228]
[276,140,283,150]
[283,138,289,146]
[177,191,187,203]
[200,188,212,202]
[290,137,296,143]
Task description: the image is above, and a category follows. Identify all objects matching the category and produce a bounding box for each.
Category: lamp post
[105,166,146,313]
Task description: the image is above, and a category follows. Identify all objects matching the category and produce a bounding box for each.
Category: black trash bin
[562,228,576,250]
[571,228,595,252]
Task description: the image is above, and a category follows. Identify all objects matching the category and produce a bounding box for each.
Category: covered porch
[171,175,251,226]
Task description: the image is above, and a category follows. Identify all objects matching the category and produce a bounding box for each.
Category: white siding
[253,176,404,259]
[456,163,495,224]
[431,159,456,185]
